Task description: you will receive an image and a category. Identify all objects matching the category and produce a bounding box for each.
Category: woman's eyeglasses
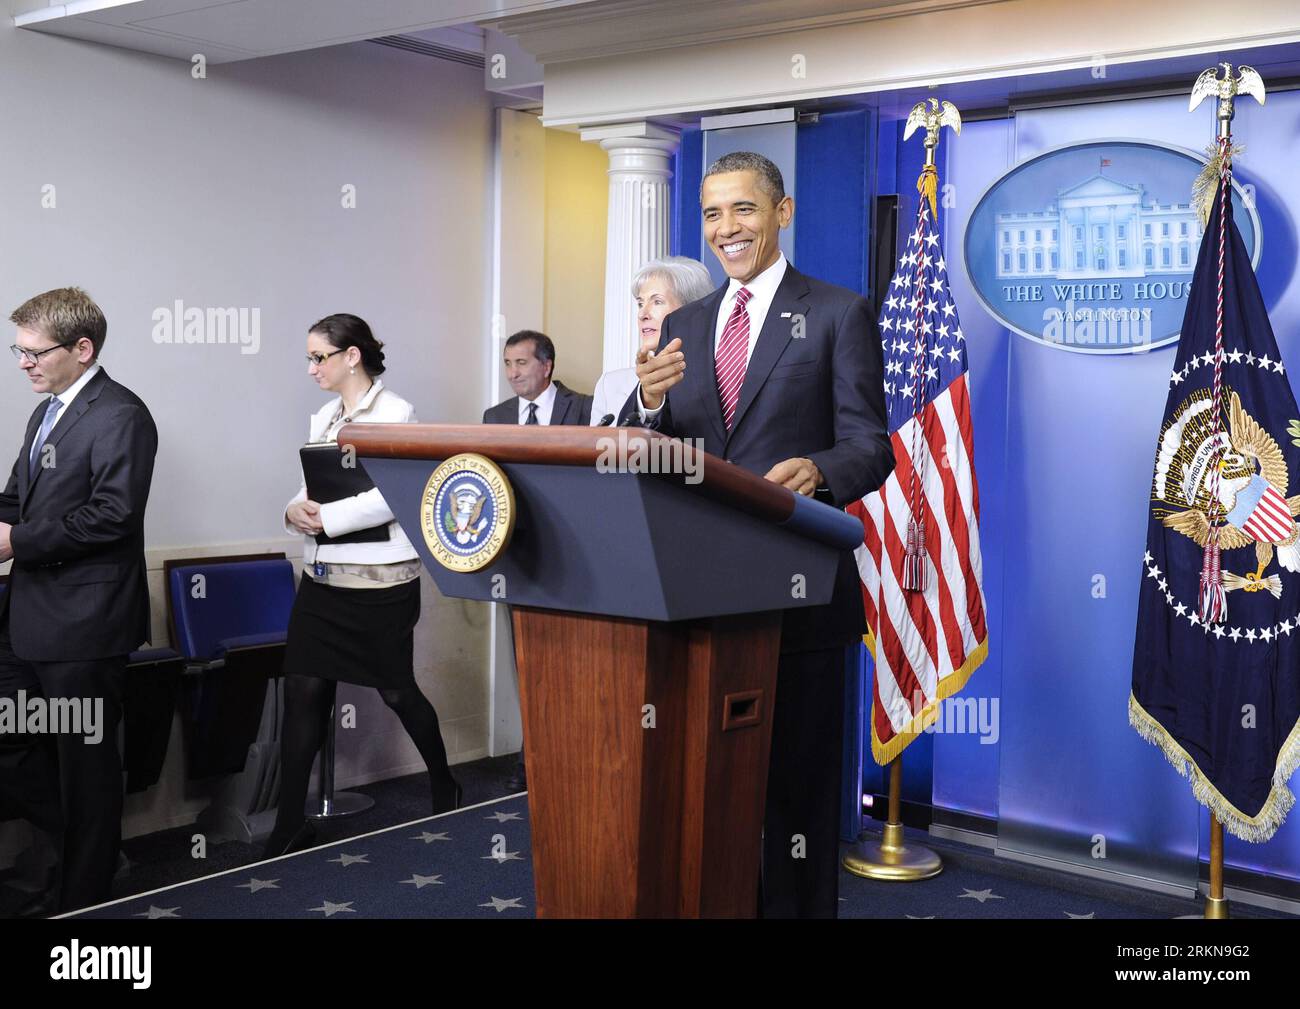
[306,348,346,366]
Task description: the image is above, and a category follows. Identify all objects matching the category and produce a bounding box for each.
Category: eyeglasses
[306,349,346,366]
[10,341,76,364]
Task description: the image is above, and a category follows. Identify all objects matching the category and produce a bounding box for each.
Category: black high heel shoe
[261,820,317,860]
[431,778,463,816]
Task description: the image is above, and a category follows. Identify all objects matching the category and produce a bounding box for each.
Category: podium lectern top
[338,423,863,622]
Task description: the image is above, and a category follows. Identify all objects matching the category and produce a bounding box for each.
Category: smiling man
[482,328,591,793]
[0,287,158,912]
[483,330,593,428]
[634,151,894,918]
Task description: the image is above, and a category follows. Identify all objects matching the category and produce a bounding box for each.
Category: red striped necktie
[715,286,753,429]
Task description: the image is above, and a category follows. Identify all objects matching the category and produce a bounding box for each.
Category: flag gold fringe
[1129,692,1300,843]
[864,630,989,766]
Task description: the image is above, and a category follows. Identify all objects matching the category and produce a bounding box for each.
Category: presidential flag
[1130,163,1300,841]
[846,190,989,765]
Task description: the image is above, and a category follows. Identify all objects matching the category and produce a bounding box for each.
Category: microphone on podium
[596,414,616,427]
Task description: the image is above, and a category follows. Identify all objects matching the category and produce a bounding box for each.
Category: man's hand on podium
[765,458,823,497]
[635,337,685,411]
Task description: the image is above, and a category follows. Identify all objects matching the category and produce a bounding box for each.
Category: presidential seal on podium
[420,452,516,572]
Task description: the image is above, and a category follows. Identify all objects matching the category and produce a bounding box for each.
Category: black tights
[265,674,457,855]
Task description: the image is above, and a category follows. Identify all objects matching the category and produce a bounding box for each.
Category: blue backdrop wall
[668,90,1300,889]
[940,91,1300,888]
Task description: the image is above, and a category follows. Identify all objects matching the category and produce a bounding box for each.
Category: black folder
[299,444,391,545]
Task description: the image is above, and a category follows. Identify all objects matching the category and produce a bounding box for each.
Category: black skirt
[281,573,420,688]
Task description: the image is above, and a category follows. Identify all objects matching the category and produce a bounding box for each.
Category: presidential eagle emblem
[420,453,515,573]
[1154,387,1300,598]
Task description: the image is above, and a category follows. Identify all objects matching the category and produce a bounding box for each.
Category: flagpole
[843,98,961,884]
[1206,816,1229,919]
[1185,61,1265,919]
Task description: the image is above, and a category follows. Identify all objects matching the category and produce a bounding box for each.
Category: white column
[581,123,679,375]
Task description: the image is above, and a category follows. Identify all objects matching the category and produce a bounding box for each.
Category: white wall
[0,24,497,837]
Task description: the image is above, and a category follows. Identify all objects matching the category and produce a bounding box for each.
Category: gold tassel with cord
[1193,142,1244,228]
[917,163,938,219]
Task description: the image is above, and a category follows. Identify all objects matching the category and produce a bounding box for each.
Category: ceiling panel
[9,0,597,63]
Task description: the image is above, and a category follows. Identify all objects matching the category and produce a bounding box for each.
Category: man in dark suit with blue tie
[0,288,158,912]
[631,152,894,917]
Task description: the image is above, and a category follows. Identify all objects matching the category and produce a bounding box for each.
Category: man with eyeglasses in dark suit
[0,287,158,913]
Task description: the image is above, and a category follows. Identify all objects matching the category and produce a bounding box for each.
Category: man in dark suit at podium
[484,328,592,792]
[631,152,893,918]
[483,330,593,427]
[0,288,158,911]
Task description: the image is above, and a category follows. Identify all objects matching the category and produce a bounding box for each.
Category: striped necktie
[715,286,752,430]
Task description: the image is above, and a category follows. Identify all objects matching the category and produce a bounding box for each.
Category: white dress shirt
[590,367,638,425]
[518,381,558,425]
[284,379,420,566]
[43,362,102,431]
[639,253,789,419]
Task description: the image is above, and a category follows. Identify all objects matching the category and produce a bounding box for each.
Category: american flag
[846,199,989,765]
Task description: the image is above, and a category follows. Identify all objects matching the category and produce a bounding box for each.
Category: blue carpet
[70,794,533,919]
[66,800,1290,919]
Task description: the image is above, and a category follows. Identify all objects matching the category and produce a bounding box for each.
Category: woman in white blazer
[263,314,460,859]
[590,256,714,423]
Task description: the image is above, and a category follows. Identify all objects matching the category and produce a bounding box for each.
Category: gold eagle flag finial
[904,98,961,218]
[1189,64,1265,227]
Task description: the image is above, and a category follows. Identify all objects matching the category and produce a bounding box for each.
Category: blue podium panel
[364,457,844,623]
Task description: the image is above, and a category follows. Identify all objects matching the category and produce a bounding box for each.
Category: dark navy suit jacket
[621,263,894,652]
[0,368,158,662]
[482,380,593,426]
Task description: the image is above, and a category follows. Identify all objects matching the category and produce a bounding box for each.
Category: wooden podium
[338,424,863,918]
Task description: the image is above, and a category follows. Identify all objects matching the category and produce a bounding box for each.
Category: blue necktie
[28,396,62,478]
[525,402,539,425]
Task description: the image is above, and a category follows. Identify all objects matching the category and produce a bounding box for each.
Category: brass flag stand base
[843,758,943,881]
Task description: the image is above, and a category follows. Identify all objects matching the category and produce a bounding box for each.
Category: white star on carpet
[1065,911,1095,919]
[400,873,444,889]
[479,896,525,912]
[235,878,279,893]
[483,849,524,863]
[485,811,522,823]
[411,831,451,843]
[134,905,180,919]
[310,900,355,917]
[958,888,1004,903]
[329,852,369,866]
